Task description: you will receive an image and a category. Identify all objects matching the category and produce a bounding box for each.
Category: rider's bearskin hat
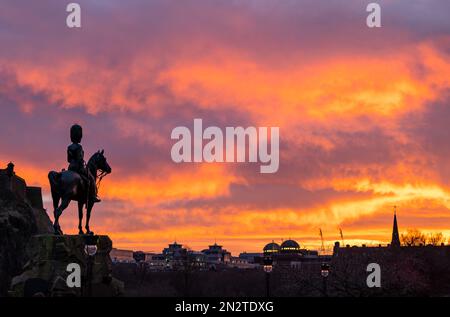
[70,124,83,144]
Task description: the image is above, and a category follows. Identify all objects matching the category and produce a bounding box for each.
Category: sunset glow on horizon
[1,0,450,254]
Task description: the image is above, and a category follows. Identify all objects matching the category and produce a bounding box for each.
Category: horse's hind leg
[51,189,60,214]
[85,201,94,235]
[51,189,60,226]
[78,201,84,235]
[54,198,70,235]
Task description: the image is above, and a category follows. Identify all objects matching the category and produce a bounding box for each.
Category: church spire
[391,206,400,247]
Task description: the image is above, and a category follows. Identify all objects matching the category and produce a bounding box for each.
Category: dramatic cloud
[1,0,449,253]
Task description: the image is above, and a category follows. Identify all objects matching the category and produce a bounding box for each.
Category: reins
[96,170,108,192]
[86,153,109,202]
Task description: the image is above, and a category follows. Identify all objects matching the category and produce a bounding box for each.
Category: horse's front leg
[78,201,84,235]
[85,201,94,235]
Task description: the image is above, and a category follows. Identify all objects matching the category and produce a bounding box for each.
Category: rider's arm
[67,147,72,163]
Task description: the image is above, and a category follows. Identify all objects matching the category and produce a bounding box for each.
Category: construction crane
[339,227,345,246]
[319,228,325,253]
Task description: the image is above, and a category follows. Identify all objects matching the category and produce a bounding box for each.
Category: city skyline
[76,210,449,255]
[1,0,450,255]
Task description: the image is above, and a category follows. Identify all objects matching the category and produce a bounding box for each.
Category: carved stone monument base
[9,234,124,297]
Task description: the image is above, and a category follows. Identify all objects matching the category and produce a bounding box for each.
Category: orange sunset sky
[1,0,450,254]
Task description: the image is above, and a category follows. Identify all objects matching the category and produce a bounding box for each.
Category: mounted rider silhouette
[68,124,101,203]
[49,125,111,235]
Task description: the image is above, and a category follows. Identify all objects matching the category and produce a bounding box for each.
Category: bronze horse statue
[48,150,111,235]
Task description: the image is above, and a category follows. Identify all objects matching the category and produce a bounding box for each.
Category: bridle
[88,153,110,192]
[96,170,108,191]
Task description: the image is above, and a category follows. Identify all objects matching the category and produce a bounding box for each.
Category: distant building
[143,252,154,262]
[145,253,167,270]
[262,209,424,271]
[391,206,401,248]
[202,243,231,265]
[161,241,188,269]
[329,209,450,296]
[280,239,301,253]
[263,241,280,255]
[239,252,263,264]
[331,209,450,270]
[333,208,410,257]
[262,239,330,269]
[159,241,207,270]
[229,256,259,269]
[187,251,207,269]
[110,248,135,263]
[163,241,186,257]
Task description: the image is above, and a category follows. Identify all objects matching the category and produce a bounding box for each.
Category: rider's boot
[92,184,101,203]
[86,174,101,203]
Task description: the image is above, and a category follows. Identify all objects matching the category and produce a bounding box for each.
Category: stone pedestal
[9,235,124,297]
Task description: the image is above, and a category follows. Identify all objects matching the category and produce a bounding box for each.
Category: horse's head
[91,149,112,174]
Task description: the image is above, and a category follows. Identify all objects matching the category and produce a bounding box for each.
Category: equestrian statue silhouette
[48,124,111,235]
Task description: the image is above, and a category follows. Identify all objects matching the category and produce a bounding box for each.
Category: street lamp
[83,235,99,297]
[263,256,273,297]
[320,263,330,297]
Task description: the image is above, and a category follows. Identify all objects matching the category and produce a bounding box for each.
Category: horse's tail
[48,171,61,193]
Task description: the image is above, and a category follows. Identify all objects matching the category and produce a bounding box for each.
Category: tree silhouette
[427,232,445,246]
[401,229,426,246]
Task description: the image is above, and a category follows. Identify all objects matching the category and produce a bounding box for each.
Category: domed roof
[263,241,280,252]
[280,239,300,250]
